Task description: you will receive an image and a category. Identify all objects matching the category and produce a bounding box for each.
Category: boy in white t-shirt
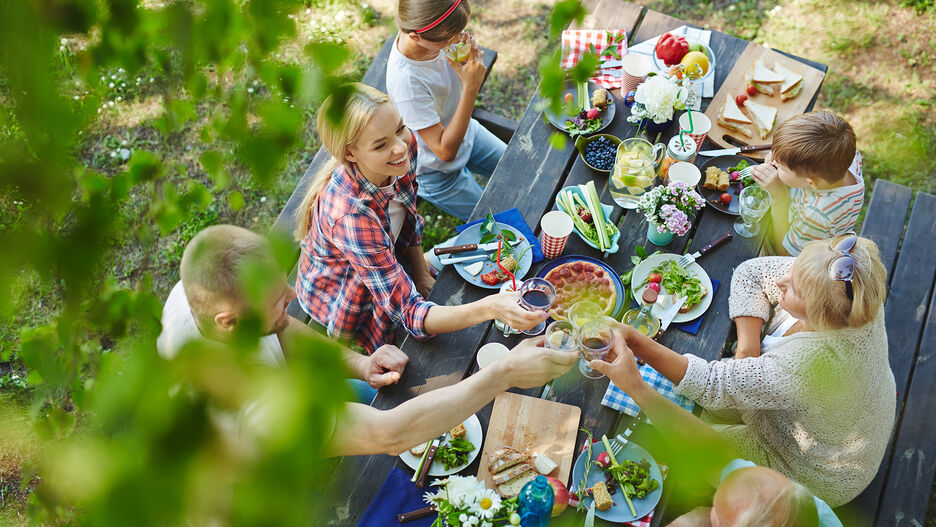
[386,0,505,221]
[751,111,864,256]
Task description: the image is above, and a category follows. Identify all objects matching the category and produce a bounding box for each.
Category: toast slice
[717,94,753,138]
[774,63,803,102]
[496,469,538,498]
[743,99,778,139]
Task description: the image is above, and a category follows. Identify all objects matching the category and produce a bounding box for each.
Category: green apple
[688,42,704,53]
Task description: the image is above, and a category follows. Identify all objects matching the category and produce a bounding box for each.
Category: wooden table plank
[874,273,936,527]
[846,191,936,523]
[860,180,913,282]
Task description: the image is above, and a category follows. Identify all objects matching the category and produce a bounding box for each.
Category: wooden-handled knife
[398,505,437,523]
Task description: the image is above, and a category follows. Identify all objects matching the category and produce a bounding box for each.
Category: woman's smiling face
[344,102,411,187]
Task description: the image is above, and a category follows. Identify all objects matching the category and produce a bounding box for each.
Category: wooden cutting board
[476,392,582,488]
[703,41,826,159]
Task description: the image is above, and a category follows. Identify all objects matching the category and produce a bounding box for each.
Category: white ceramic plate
[399,414,483,477]
[631,253,714,323]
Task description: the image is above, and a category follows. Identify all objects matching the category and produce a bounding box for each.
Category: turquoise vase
[647,220,674,246]
[640,116,675,134]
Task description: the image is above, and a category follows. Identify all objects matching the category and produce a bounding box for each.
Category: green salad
[436,436,475,470]
[640,260,705,308]
[607,458,659,499]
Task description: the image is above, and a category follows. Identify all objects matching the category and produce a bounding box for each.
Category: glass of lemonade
[610,137,666,209]
[443,32,474,63]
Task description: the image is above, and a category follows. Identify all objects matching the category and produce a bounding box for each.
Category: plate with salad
[451,217,533,289]
[544,80,616,139]
[399,414,482,477]
[571,436,662,523]
[631,253,713,323]
[697,155,760,216]
[554,182,620,253]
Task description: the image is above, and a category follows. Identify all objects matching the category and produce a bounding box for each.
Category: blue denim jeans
[348,378,378,404]
[417,124,506,222]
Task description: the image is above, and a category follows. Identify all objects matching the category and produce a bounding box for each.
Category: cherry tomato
[649,273,663,283]
[746,84,757,96]
[720,193,732,205]
[735,94,748,107]
[648,282,661,293]
[564,92,574,105]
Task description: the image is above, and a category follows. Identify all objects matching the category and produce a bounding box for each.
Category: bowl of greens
[555,182,620,254]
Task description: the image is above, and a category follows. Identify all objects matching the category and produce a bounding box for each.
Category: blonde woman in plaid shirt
[294,84,543,354]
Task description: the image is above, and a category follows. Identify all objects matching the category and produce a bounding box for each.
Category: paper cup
[619,53,652,96]
[540,210,574,259]
[669,162,702,187]
[477,342,509,369]
[678,111,712,150]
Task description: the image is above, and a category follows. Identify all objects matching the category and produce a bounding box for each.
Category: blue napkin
[457,208,544,263]
[628,279,720,335]
[672,279,719,335]
[602,362,695,417]
[357,468,436,527]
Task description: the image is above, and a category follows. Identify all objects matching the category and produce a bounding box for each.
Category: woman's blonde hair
[794,236,887,330]
[294,83,390,240]
[396,0,471,43]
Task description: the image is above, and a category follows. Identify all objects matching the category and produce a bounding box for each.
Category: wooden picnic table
[313,2,828,524]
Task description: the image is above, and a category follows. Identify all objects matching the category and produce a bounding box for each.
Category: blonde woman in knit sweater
[617,234,894,507]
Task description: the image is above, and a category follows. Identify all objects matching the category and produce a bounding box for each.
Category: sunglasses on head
[829,231,857,301]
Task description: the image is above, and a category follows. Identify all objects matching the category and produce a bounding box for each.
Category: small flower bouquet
[424,476,520,527]
[626,72,697,125]
[637,181,705,236]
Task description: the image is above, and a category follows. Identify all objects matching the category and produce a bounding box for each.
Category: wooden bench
[270,34,517,323]
[833,179,936,526]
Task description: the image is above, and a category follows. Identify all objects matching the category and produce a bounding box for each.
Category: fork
[738,166,754,180]
[676,231,733,268]
[609,427,634,458]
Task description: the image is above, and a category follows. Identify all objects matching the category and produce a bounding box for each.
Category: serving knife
[414,433,446,488]
[697,144,772,157]
[433,239,521,256]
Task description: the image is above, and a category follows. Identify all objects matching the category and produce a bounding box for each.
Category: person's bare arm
[734,316,763,359]
[751,154,790,256]
[422,291,547,335]
[279,317,407,388]
[416,49,485,162]
[326,337,578,456]
[617,323,689,385]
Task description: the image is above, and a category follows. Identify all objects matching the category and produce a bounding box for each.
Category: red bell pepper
[654,33,689,66]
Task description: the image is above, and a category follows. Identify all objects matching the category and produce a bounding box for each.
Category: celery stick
[581,182,609,250]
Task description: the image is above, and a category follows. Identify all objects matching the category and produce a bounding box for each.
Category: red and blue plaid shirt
[296,131,434,354]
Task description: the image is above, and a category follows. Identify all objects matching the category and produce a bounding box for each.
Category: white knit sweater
[673,257,895,507]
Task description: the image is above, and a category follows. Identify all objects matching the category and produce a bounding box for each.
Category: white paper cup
[669,161,702,187]
[477,342,509,369]
[678,111,712,150]
[619,53,651,96]
[540,210,574,259]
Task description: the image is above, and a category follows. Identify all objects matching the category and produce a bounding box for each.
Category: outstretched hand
[497,336,578,389]
[588,328,644,392]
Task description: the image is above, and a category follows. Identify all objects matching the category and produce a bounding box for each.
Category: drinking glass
[610,137,665,209]
[542,320,578,400]
[495,281,520,337]
[577,319,615,379]
[734,185,772,238]
[518,278,556,335]
[442,32,474,63]
[568,300,602,328]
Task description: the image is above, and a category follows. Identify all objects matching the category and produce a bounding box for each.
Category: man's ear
[214,311,238,331]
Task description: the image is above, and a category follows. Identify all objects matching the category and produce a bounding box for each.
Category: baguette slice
[488,446,523,468]
[492,462,535,486]
[409,441,429,457]
[496,469,538,498]
[489,451,531,475]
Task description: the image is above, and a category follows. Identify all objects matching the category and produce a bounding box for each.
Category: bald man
[590,329,841,527]
[156,225,579,457]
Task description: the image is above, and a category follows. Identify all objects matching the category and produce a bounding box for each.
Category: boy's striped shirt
[783,152,864,256]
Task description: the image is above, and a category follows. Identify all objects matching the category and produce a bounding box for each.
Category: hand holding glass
[518,278,556,335]
[542,320,578,400]
[577,319,615,379]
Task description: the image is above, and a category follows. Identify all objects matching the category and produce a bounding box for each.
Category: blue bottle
[517,475,554,526]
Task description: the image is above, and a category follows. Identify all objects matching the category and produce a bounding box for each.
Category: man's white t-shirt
[157,281,286,368]
[386,33,480,175]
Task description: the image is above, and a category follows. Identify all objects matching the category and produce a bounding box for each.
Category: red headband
[414,0,463,34]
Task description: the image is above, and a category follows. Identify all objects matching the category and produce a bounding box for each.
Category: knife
[433,239,521,256]
[398,505,437,523]
[415,434,446,488]
[659,295,687,332]
[438,254,489,265]
[698,144,772,157]
[678,231,733,268]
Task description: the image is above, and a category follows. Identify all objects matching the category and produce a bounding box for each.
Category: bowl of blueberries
[575,134,621,174]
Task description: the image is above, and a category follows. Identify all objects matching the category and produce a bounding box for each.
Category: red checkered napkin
[561,29,628,89]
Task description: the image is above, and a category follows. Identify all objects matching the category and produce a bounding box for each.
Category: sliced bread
[496,469,538,498]
[492,462,535,486]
